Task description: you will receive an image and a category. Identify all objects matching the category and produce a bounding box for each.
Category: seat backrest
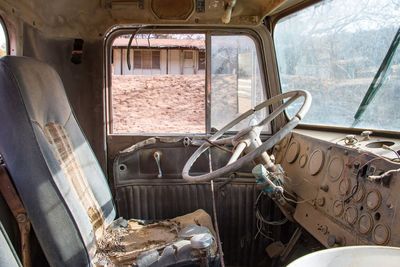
[0,56,116,266]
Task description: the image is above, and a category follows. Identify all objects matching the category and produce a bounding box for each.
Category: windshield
[274,0,400,132]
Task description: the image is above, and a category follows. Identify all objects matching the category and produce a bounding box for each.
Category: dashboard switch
[361,130,373,140]
[317,224,328,234]
[320,184,329,192]
[327,235,344,247]
[317,197,325,207]
[345,135,358,145]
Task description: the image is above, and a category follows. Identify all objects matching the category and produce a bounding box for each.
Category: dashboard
[274,130,400,248]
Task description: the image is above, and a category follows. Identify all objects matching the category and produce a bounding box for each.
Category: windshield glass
[274,0,400,132]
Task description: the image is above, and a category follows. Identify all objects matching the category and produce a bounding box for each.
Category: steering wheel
[182,90,311,182]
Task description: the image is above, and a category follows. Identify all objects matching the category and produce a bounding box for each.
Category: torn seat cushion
[0,56,218,267]
[94,209,218,267]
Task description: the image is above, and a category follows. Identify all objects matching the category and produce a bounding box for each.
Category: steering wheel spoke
[227,141,247,166]
[211,136,235,145]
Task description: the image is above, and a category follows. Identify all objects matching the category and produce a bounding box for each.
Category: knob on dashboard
[320,184,329,192]
[327,235,344,247]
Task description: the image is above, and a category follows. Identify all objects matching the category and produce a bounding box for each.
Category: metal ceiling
[0,0,306,38]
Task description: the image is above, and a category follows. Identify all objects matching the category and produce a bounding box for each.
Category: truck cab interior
[0,0,399,266]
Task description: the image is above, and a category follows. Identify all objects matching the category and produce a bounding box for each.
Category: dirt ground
[112,75,206,133]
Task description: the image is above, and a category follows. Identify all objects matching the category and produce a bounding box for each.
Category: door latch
[153,151,162,178]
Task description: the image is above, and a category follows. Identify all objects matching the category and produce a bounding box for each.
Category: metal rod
[211,180,225,267]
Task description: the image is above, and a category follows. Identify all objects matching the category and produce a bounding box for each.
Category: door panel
[115,181,274,267]
[111,137,279,266]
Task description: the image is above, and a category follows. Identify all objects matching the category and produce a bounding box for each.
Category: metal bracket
[153,151,162,178]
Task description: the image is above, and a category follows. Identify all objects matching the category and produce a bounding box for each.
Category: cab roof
[0,0,306,38]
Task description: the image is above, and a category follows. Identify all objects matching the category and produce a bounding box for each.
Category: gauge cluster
[274,131,400,248]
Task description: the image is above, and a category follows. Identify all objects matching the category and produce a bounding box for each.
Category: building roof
[113,38,205,49]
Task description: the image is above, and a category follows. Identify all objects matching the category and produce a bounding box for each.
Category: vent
[151,0,194,20]
[109,0,144,9]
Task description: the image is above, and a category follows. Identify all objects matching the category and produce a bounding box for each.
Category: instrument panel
[275,130,400,248]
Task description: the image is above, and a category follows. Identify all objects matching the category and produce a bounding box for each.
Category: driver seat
[0,56,216,266]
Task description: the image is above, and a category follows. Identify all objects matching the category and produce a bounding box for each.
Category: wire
[210,180,225,267]
[255,218,274,241]
[281,191,312,204]
[382,144,400,160]
[344,170,361,204]
[204,139,233,154]
[254,192,288,227]
[369,168,400,181]
[255,209,288,226]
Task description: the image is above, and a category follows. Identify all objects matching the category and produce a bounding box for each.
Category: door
[182,50,194,74]
[106,30,275,266]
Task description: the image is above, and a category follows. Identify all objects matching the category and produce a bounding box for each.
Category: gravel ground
[112,75,206,134]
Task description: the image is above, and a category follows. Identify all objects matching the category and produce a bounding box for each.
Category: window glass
[0,20,7,57]
[210,35,268,132]
[111,34,206,134]
[142,50,152,69]
[274,0,400,131]
[152,51,160,69]
[134,51,141,68]
[184,51,193,59]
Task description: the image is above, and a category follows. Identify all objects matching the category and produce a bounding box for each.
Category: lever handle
[153,151,162,178]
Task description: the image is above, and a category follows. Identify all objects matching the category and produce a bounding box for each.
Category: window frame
[270,0,400,136]
[104,26,270,136]
[198,50,206,70]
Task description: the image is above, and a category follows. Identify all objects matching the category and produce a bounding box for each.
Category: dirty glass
[274,0,400,132]
[0,21,7,57]
[111,34,206,134]
[210,35,269,133]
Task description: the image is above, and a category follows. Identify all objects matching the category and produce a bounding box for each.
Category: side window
[110,34,206,134]
[274,0,400,131]
[210,35,268,132]
[0,18,8,57]
[108,32,268,135]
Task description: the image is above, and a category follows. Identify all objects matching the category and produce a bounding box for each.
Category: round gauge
[333,200,344,217]
[344,206,358,225]
[299,154,308,168]
[308,150,325,176]
[338,179,351,195]
[358,214,374,234]
[373,224,390,245]
[286,141,300,164]
[366,190,382,211]
[328,157,344,182]
[354,185,365,203]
